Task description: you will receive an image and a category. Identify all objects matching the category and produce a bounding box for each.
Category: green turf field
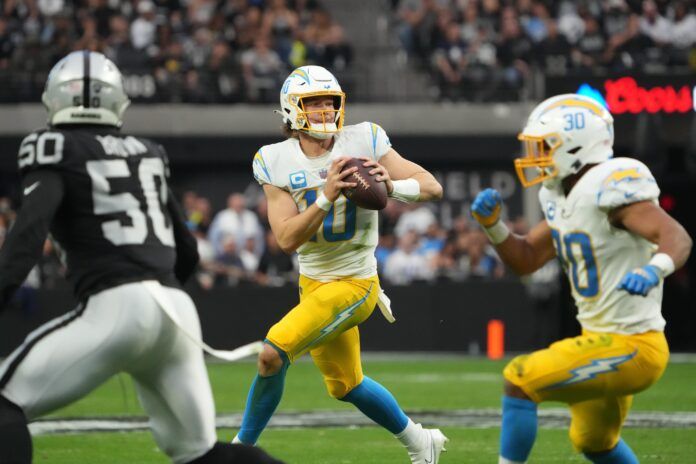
[33,357,696,463]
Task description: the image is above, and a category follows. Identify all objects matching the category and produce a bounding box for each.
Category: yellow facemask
[514,132,562,188]
[291,91,346,135]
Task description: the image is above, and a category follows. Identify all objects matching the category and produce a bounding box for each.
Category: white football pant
[0,281,216,463]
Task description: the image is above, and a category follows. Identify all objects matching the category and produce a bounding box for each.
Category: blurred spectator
[394,203,437,237]
[535,19,570,75]
[459,230,503,279]
[240,236,260,274]
[496,6,532,93]
[256,231,296,286]
[131,0,157,51]
[213,235,245,286]
[432,20,467,101]
[384,231,435,285]
[241,34,283,103]
[262,0,299,64]
[208,193,264,257]
[375,233,396,273]
[304,7,352,71]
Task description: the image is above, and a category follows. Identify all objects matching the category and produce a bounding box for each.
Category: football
[341,157,388,210]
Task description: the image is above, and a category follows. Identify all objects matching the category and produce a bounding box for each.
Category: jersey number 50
[550,229,600,298]
[86,159,175,247]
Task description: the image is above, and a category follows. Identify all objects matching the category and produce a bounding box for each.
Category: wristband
[483,220,510,245]
[315,192,332,211]
[389,179,420,203]
[649,253,675,278]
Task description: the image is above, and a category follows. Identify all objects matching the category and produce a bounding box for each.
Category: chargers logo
[546,201,556,220]
[290,171,307,189]
[543,351,637,390]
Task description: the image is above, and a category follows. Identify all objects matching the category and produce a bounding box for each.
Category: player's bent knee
[327,379,355,399]
[258,344,285,377]
[569,427,619,454]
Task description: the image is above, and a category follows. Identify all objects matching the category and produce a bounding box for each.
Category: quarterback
[471,94,692,464]
[235,65,447,463]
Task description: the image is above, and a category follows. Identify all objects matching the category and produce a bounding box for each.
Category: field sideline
[22,355,696,462]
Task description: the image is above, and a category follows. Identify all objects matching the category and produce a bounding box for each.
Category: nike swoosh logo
[24,181,41,196]
[425,438,435,464]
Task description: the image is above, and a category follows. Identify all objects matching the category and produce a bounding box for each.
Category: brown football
[341,158,388,210]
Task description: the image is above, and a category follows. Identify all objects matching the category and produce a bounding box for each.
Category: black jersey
[0,125,198,306]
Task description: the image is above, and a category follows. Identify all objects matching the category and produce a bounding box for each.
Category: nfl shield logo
[319,169,328,180]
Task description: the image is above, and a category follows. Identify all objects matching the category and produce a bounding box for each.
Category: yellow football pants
[266,275,379,399]
[503,330,669,452]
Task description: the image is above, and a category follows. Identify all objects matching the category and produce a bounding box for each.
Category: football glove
[472,188,503,228]
[617,265,660,296]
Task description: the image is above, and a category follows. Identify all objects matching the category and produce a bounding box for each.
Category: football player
[471,94,692,464]
[236,65,448,463]
[0,51,282,464]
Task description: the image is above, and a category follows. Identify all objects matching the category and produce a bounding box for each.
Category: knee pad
[186,442,285,464]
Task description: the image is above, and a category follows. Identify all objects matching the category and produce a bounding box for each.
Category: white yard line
[30,409,696,436]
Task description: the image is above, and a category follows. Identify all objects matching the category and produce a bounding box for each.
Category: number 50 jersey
[14,127,180,301]
[539,157,664,334]
[253,122,392,281]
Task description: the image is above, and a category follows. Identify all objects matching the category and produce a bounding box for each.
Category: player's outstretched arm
[471,188,556,275]
[611,200,692,296]
[0,170,64,309]
[372,149,443,202]
[265,157,357,254]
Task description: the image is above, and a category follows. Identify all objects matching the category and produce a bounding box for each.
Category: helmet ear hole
[567,146,582,155]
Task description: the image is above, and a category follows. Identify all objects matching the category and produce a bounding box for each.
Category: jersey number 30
[551,229,599,298]
[86,159,175,247]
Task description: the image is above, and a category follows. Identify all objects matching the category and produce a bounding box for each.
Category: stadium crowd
[0,190,521,298]
[394,0,696,101]
[0,0,353,103]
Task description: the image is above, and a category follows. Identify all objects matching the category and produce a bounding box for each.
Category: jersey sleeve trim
[253,149,272,185]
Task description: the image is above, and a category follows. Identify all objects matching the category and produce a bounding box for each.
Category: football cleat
[408,428,449,464]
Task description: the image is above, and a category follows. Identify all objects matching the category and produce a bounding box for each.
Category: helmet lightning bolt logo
[543,351,637,390]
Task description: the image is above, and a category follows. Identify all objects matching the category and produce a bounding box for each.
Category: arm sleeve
[0,170,64,309]
[596,162,660,212]
[167,189,200,284]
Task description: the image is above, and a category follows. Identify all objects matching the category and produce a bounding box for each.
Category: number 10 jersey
[253,122,392,281]
[17,127,178,301]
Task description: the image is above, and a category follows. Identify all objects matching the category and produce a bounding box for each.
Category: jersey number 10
[300,189,357,242]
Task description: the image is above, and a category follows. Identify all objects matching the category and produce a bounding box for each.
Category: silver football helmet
[42,50,130,127]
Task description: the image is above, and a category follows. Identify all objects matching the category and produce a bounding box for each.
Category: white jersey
[252,122,392,281]
[539,157,665,334]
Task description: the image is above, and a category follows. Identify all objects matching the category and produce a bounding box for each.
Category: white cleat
[408,428,449,464]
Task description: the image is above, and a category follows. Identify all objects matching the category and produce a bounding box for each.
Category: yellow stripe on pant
[266,275,380,398]
[503,330,669,452]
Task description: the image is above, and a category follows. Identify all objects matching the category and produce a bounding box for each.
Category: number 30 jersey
[539,157,664,334]
[253,122,392,281]
[9,126,180,301]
